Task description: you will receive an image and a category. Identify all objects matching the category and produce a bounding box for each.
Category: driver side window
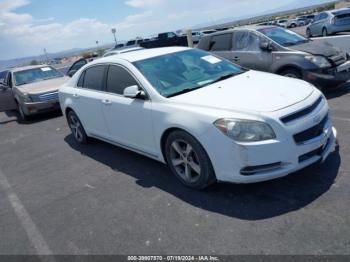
[233,31,261,51]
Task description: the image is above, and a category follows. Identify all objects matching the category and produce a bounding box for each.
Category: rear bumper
[22,100,60,115]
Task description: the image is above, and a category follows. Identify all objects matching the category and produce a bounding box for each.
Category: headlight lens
[22,93,32,102]
[305,55,331,68]
[214,119,276,142]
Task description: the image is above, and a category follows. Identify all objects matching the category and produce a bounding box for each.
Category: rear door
[311,13,328,35]
[0,72,17,112]
[72,65,109,138]
[101,64,156,155]
[231,31,273,71]
[208,33,233,61]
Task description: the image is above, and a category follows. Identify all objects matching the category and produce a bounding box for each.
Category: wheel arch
[275,65,303,76]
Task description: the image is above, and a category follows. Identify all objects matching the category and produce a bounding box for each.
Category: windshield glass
[14,66,64,86]
[133,49,245,97]
[258,27,308,47]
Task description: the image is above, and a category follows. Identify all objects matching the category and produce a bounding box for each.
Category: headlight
[305,55,331,68]
[22,93,32,102]
[214,119,276,142]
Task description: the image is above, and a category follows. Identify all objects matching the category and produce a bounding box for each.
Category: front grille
[329,54,346,66]
[293,114,328,144]
[280,96,323,124]
[299,139,330,163]
[38,92,59,102]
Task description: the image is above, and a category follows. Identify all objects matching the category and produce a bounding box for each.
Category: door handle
[102,99,112,105]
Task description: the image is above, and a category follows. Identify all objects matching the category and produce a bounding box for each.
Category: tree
[30,60,39,65]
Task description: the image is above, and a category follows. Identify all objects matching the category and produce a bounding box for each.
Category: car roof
[208,25,276,36]
[93,47,190,63]
[10,65,50,73]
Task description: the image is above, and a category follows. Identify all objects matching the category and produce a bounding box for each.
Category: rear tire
[67,110,88,144]
[280,68,302,79]
[165,130,216,190]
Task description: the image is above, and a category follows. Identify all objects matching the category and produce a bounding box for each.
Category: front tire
[306,28,312,38]
[322,28,328,37]
[67,110,88,144]
[165,130,216,189]
[280,68,302,79]
[17,102,29,122]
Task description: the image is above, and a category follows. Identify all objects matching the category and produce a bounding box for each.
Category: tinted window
[71,60,87,71]
[106,65,138,95]
[77,71,85,87]
[233,31,261,51]
[82,66,105,91]
[210,33,232,51]
[127,41,136,46]
[319,13,328,20]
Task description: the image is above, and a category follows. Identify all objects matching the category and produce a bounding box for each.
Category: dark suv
[198,26,350,90]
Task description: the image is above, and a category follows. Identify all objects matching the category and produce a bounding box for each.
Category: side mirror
[260,42,273,52]
[67,70,77,77]
[123,85,146,99]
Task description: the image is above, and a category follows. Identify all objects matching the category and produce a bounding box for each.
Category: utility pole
[43,48,49,64]
[111,28,117,44]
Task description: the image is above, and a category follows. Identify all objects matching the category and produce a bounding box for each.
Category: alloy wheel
[169,139,201,183]
[69,113,84,142]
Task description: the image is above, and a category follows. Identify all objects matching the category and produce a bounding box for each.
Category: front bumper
[198,94,338,184]
[22,100,61,115]
[304,63,350,90]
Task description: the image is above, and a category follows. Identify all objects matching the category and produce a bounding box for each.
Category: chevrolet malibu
[59,47,337,189]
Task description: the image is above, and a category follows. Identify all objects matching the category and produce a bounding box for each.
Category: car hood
[16,77,70,95]
[170,71,314,113]
[291,40,341,57]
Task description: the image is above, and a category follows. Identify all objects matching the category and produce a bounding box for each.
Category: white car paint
[59,47,337,184]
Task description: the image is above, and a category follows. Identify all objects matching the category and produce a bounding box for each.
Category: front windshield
[14,66,64,86]
[258,27,308,47]
[133,49,245,98]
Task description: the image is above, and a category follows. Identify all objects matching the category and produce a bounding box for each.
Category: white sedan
[59,47,337,189]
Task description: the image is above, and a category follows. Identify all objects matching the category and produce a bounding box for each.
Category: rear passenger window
[233,32,261,51]
[210,33,232,51]
[77,71,85,87]
[82,66,105,91]
[106,65,138,95]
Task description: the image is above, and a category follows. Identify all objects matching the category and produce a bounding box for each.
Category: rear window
[81,65,106,91]
[210,33,232,51]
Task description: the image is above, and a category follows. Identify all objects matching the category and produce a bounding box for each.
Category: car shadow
[2,110,62,125]
[64,135,341,220]
[324,82,350,100]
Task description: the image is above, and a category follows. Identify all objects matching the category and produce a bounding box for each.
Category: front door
[101,65,156,156]
[0,72,16,112]
[231,31,273,72]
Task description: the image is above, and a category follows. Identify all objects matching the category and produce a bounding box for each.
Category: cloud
[124,0,163,8]
[0,0,30,11]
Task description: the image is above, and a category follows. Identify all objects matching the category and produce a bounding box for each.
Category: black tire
[322,28,328,37]
[280,68,302,79]
[165,130,216,189]
[290,23,296,28]
[306,28,312,38]
[67,110,89,144]
[16,102,29,122]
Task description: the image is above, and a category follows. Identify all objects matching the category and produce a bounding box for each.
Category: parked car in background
[307,8,350,37]
[287,18,305,28]
[0,65,69,120]
[59,47,337,189]
[276,19,288,27]
[191,31,203,44]
[103,47,144,57]
[125,39,144,48]
[299,14,316,25]
[197,26,350,90]
[114,43,125,49]
[0,70,8,84]
[201,29,217,35]
[140,32,188,48]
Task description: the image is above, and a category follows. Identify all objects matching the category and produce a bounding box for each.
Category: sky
[0,0,335,60]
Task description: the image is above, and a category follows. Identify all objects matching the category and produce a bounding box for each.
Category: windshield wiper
[166,87,202,98]
[210,73,238,85]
